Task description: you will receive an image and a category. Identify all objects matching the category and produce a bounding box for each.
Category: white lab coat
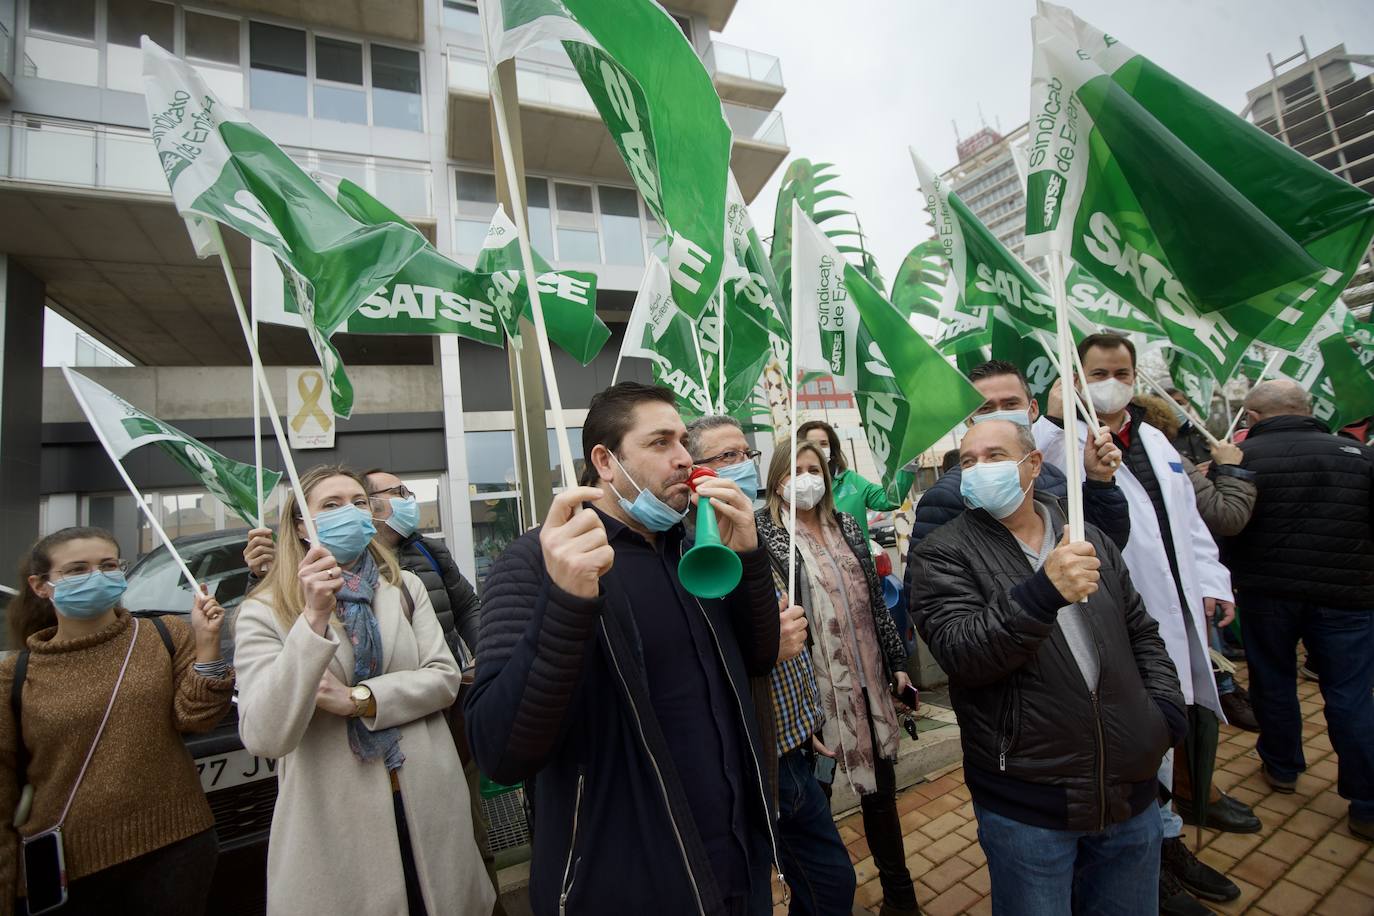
[1033,416,1227,718]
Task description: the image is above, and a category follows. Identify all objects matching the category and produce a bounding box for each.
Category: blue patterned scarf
[337,552,405,772]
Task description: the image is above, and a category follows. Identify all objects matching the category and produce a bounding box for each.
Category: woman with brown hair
[797,420,899,541]
[1,526,233,915]
[755,441,920,916]
[234,465,492,916]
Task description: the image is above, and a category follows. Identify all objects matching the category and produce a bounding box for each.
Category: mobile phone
[897,683,919,710]
[22,830,67,915]
[813,753,837,785]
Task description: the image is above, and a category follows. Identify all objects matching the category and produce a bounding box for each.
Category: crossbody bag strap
[11,650,30,790]
[49,618,141,832]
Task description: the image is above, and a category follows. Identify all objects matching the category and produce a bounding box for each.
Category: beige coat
[235,570,495,916]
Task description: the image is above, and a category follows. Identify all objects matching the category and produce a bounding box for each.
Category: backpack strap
[398,578,415,623]
[149,614,175,660]
[11,651,30,790]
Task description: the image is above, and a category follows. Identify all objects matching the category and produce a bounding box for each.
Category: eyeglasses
[367,485,414,500]
[49,560,129,582]
[695,448,762,468]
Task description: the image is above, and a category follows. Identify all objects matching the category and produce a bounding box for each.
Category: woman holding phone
[0,526,233,915]
[234,465,492,916]
[755,442,921,916]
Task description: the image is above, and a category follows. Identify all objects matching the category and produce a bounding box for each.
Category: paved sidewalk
[774,664,1374,915]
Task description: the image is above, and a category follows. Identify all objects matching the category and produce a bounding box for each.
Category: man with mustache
[465,382,785,915]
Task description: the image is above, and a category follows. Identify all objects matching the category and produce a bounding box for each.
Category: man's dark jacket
[909,492,1185,832]
[1171,421,1213,466]
[1229,415,1374,608]
[903,464,1130,608]
[395,532,481,651]
[463,512,781,916]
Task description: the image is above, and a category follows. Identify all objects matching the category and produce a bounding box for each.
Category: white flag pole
[210,224,317,543]
[716,294,727,414]
[1138,372,1220,447]
[1050,252,1085,542]
[1067,336,1101,431]
[692,323,715,415]
[251,298,264,527]
[787,203,802,605]
[1032,331,1098,428]
[1225,351,1281,440]
[480,9,576,491]
[62,366,200,592]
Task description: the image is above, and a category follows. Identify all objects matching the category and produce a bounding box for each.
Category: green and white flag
[1024,1,1374,382]
[1162,347,1217,418]
[1275,304,1374,431]
[792,205,985,500]
[64,367,281,527]
[485,0,730,320]
[619,258,714,416]
[1066,264,1167,340]
[475,208,609,364]
[141,39,425,419]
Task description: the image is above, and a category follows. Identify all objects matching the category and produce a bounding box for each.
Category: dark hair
[9,527,120,649]
[1077,332,1136,369]
[579,382,678,486]
[796,420,847,473]
[941,448,961,473]
[968,359,1032,401]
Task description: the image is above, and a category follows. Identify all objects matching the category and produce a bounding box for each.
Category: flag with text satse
[793,206,985,500]
[620,258,714,416]
[1275,303,1374,432]
[475,208,609,364]
[64,368,281,527]
[141,39,425,419]
[486,0,730,321]
[1024,1,1374,385]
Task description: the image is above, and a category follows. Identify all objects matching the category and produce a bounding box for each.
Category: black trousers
[21,827,218,916]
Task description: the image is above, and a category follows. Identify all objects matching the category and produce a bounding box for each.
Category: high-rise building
[939,122,1045,277]
[1241,39,1374,316]
[0,0,789,581]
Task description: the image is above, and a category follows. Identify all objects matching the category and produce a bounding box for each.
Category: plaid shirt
[769,647,824,756]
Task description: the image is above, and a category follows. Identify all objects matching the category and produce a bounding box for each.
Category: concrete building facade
[0,0,789,587]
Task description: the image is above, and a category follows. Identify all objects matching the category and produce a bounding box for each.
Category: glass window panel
[464,430,516,494]
[249,21,306,116]
[470,496,521,590]
[193,64,243,107]
[371,44,422,131]
[375,166,430,218]
[598,186,643,266]
[107,0,171,47]
[443,1,481,33]
[556,228,599,262]
[22,36,97,85]
[525,177,554,256]
[546,428,585,487]
[554,182,594,225]
[22,123,94,184]
[30,0,94,38]
[315,36,362,85]
[317,155,367,186]
[104,43,146,93]
[454,219,489,256]
[314,84,367,123]
[186,11,239,65]
[104,133,165,192]
[455,170,497,215]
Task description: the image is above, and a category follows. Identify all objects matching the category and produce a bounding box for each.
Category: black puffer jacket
[1229,415,1374,608]
[910,492,1185,832]
[395,533,481,652]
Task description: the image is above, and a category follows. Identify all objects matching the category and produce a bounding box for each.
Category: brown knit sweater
[0,610,234,910]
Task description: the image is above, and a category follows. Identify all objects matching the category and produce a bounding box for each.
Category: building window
[525,176,555,256]
[24,0,97,85]
[105,0,172,92]
[371,43,423,131]
[314,35,367,124]
[442,0,481,33]
[818,379,833,394]
[599,186,644,267]
[454,170,498,255]
[671,14,693,44]
[805,381,819,394]
[546,427,586,488]
[249,21,308,115]
[555,182,600,262]
[186,10,239,65]
[823,400,838,409]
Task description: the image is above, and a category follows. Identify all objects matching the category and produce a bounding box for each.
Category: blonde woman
[235,466,493,916]
[755,442,919,916]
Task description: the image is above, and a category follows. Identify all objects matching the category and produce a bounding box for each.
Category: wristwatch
[349,684,374,718]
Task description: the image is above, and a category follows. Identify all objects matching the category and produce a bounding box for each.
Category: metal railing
[0,115,435,219]
[722,102,787,148]
[703,40,783,89]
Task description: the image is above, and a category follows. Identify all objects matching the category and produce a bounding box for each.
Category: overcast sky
[720,0,1374,279]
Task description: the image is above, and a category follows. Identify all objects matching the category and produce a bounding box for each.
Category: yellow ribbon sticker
[291,370,331,433]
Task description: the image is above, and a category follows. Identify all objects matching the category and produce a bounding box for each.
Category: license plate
[196,749,277,792]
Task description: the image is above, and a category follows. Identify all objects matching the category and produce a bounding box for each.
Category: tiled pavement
[772,665,1374,915]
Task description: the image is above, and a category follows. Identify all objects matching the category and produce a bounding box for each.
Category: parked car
[867,509,897,547]
[126,529,271,916]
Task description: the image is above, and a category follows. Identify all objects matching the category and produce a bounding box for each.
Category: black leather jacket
[909,492,1184,832]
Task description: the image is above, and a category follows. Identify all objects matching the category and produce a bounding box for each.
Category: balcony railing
[703,41,782,89]
[0,116,435,219]
[723,102,786,147]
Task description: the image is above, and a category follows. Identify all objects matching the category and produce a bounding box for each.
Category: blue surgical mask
[314,505,377,563]
[716,458,760,499]
[609,453,689,533]
[972,408,1031,428]
[960,455,1032,519]
[385,496,420,538]
[51,571,127,620]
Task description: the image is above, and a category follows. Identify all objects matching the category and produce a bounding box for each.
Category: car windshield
[124,533,252,614]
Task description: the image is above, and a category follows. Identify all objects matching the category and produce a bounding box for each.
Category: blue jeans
[771,748,856,916]
[1239,593,1374,820]
[975,803,1161,916]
